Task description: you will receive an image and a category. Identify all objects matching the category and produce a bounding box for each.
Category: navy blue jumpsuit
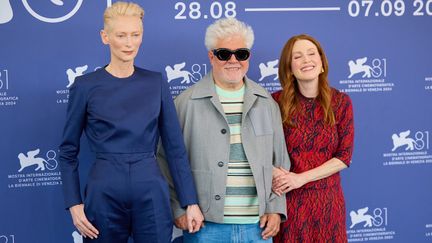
[59,67,197,243]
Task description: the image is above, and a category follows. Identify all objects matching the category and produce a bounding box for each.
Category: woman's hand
[69,204,99,239]
[185,204,204,233]
[272,167,285,180]
[272,167,307,195]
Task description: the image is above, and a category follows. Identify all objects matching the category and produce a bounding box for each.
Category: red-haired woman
[272,34,354,242]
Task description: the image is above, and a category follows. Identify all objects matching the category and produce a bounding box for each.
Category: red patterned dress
[272,88,354,243]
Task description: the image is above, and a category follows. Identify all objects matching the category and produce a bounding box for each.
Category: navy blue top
[59,66,197,209]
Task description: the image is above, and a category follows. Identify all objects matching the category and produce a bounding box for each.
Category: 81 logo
[349,207,388,228]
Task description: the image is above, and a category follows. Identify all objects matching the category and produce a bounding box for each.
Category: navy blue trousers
[83,153,173,243]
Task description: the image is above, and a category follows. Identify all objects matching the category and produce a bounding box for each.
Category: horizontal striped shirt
[215,84,259,224]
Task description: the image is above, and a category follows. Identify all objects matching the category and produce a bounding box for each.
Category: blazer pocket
[249,107,274,136]
[191,169,212,213]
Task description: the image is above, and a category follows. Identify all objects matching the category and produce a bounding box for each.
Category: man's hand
[69,204,99,239]
[186,204,204,233]
[260,213,281,240]
[174,214,188,230]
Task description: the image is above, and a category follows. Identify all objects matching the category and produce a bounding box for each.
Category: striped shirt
[215,84,259,224]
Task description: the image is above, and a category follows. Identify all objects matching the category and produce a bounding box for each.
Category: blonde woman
[59,2,203,242]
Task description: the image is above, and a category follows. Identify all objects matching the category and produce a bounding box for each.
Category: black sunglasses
[212,48,251,61]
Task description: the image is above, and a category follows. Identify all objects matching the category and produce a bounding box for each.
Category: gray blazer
[158,72,290,223]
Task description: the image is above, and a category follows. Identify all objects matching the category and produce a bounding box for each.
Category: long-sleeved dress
[272,88,354,243]
[59,67,197,242]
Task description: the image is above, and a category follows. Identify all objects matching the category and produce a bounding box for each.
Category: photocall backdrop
[1,0,431,242]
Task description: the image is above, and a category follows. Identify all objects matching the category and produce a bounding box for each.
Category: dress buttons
[218,161,224,167]
[221,129,227,134]
[215,195,221,200]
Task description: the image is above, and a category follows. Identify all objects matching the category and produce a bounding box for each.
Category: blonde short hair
[103,1,145,31]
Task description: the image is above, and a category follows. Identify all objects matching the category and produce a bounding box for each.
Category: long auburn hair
[278,34,335,127]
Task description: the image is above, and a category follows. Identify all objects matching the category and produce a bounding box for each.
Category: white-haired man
[158,18,290,242]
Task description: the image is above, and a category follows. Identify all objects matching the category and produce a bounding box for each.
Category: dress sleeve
[59,77,88,209]
[334,93,354,166]
[158,75,198,207]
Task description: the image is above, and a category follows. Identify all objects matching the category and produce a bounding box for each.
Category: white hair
[204,18,254,51]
